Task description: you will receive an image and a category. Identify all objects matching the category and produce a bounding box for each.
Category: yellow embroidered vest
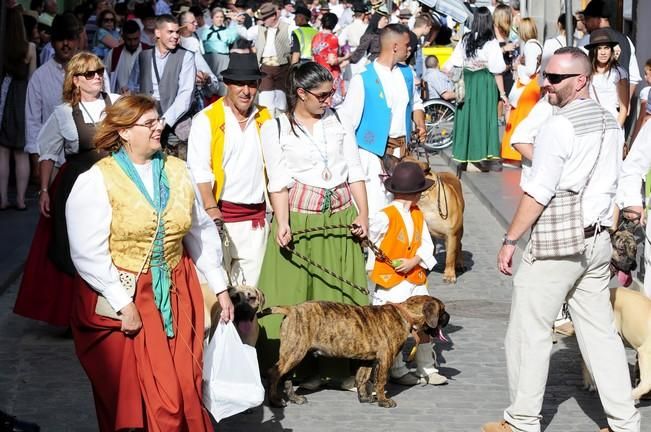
[203,98,271,201]
[96,156,195,273]
[370,205,427,289]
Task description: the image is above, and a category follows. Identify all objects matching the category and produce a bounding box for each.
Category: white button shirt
[187,105,266,204]
[616,120,651,209]
[525,99,623,228]
[66,162,229,313]
[260,110,365,193]
[339,61,424,139]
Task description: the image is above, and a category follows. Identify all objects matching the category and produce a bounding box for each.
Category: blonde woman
[493,4,515,97]
[14,52,119,326]
[501,17,542,162]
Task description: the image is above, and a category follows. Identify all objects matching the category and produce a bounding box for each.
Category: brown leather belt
[584,225,609,238]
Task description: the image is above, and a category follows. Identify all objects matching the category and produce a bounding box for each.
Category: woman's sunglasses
[104,17,115,22]
[76,68,105,79]
[303,88,335,103]
[542,72,581,85]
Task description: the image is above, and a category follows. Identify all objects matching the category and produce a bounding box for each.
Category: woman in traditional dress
[0,3,36,211]
[501,18,542,163]
[587,28,629,127]
[14,52,119,326]
[257,62,369,389]
[444,7,507,172]
[66,94,232,431]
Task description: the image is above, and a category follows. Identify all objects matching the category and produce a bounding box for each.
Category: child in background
[369,162,447,386]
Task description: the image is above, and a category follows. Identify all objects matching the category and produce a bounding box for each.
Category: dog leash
[282,224,395,296]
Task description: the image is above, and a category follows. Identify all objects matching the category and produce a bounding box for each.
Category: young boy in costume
[369,161,447,386]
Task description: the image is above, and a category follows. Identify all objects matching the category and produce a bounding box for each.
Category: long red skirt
[14,168,76,327]
[71,255,212,432]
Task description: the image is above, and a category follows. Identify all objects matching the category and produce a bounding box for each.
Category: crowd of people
[1,0,651,431]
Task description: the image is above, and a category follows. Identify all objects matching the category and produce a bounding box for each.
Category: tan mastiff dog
[583,287,651,400]
[419,172,465,283]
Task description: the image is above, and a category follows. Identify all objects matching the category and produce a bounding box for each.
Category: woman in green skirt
[444,7,508,171]
[258,62,369,389]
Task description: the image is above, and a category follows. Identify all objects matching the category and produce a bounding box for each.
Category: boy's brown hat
[384,162,434,194]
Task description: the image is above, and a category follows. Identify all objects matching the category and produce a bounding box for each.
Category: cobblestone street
[1,159,649,431]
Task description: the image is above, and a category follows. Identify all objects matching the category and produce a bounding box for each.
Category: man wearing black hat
[290,6,317,64]
[187,53,272,286]
[580,0,641,103]
[338,1,368,65]
[25,12,81,172]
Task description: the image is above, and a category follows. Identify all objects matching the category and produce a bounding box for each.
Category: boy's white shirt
[367,200,437,272]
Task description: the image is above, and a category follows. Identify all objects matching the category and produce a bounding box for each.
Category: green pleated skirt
[452,68,501,163]
[256,205,369,378]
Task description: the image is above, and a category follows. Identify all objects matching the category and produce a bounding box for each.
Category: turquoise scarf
[113,148,175,337]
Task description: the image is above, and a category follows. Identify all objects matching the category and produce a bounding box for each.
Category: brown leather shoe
[481,420,514,432]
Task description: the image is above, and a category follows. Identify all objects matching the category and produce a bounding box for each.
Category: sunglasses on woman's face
[303,88,335,103]
[77,68,105,79]
[104,17,115,22]
[542,72,581,85]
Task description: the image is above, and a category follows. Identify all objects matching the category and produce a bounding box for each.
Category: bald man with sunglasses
[483,47,640,432]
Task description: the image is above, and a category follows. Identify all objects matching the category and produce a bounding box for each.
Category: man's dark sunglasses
[303,88,335,103]
[543,72,582,84]
[76,68,105,79]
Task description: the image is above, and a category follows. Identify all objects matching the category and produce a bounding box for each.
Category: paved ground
[0,156,649,431]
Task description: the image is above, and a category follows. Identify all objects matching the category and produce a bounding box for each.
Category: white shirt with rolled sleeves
[66,161,229,313]
[260,110,365,193]
[368,201,436,304]
[339,60,424,139]
[187,105,266,204]
[525,99,623,228]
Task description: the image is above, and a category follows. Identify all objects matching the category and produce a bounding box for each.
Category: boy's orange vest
[370,205,427,289]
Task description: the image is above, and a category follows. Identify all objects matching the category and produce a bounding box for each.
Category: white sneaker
[418,371,448,385]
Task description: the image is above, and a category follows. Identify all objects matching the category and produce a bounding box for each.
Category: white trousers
[257,90,287,116]
[504,232,640,432]
[222,220,269,287]
[358,148,392,218]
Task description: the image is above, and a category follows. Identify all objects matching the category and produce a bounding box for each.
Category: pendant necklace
[298,117,331,181]
[79,100,100,126]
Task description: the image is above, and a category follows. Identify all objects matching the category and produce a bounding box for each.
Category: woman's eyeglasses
[134,117,165,130]
[303,88,336,103]
[542,72,581,85]
[76,68,105,79]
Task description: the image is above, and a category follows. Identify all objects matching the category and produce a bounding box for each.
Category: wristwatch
[502,235,517,246]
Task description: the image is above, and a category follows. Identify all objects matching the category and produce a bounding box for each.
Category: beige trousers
[504,231,640,432]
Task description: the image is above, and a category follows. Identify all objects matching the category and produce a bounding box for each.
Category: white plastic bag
[203,321,265,422]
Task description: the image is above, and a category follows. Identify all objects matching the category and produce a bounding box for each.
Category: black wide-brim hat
[584,28,618,50]
[221,53,266,81]
[384,161,435,194]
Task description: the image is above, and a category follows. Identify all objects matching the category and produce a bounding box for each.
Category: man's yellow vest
[203,98,272,202]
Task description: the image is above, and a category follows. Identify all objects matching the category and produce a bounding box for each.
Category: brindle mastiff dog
[263,295,449,408]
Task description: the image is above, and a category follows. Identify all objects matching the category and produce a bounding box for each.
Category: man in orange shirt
[369,162,447,386]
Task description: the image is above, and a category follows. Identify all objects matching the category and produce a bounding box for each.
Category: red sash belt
[218,200,266,228]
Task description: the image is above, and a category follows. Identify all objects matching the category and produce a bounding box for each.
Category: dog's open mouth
[436,327,449,343]
[611,264,633,287]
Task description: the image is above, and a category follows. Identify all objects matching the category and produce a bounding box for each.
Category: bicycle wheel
[422,99,455,152]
